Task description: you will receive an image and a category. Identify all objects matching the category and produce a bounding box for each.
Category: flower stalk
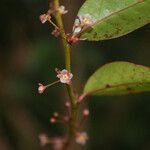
[53,0,78,147]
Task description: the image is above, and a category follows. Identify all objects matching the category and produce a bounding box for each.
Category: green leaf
[84,62,150,96]
[76,0,150,41]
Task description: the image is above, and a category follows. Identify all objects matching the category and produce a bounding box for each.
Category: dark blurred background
[0,0,150,150]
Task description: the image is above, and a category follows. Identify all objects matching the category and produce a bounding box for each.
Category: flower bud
[83,109,89,117]
[51,27,60,37]
[63,116,70,122]
[38,83,46,94]
[53,112,59,117]
[65,101,71,107]
[50,117,56,123]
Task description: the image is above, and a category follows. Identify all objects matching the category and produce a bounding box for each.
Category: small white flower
[58,5,68,15]
[76,132,88,145]
[73,14,94,33]
[79,14,94,26]
[56,69,73,84]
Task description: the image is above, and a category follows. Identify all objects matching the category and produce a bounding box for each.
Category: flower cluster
[39,100,90,147]
[39,134,66,150]
[39,4,68,38]
[48,106,89,146]
[39,5,68,24]
[38,1,91,149]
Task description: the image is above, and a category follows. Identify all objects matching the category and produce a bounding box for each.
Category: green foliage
[84,62,150,96]
[77,0,150,41]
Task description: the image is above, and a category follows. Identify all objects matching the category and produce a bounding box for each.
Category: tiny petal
[76,132,88,145]
[38,83,46,94]
[74,27,82,33]
[79,14,94,26]
[56,74,62,78]
[56,69,73,84]
[58,5,68,15]
[74,18,80,26]
[73,18,81,33]
[61,69,68,74]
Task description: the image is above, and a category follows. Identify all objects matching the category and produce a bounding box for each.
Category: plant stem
[53,0,78,148]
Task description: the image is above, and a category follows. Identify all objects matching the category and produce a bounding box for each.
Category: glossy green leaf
[76,0,150,41]
[84,62,150,96]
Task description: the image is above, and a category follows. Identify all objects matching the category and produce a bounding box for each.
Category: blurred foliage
[0,0,150,150]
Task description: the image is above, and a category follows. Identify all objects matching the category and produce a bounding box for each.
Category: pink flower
[56,69,73,84]
[38,83,46,94]
[79,14,94,26]
[76,132,88,145]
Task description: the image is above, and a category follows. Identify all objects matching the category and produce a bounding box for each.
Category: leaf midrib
[79,0,145,35]
[84,81,150,96]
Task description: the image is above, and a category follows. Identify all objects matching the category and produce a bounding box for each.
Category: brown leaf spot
[93,32,97,38]
[126,87,132,91]
[126,87,137,94]
[106,84,111,88]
